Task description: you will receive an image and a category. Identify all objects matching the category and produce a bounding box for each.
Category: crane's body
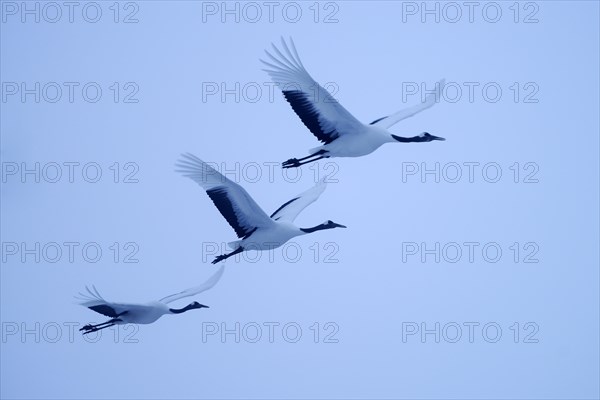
[261,38,446,168]
[228,221,306,251]
[176,153,346,264]
[310,125,396,158]
[77,266,224,334]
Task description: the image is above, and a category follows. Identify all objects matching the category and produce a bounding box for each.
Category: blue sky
[1,1,599,399]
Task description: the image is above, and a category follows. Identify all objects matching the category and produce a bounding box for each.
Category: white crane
[176,153,346,264]
[261,38,446,168]
[77,266,224,334]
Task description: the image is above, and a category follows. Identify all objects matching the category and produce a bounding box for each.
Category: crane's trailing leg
[282,150,328,168]
[284,156,325,168]
[212,246,244,264]
[79,319,121,334]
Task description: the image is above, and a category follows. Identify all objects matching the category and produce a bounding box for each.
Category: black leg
[212,246,244,264]
[283,153,319,164]
[80,318,121,334]
[283,156,326,168]
[282,150,328,168]
[79,320,113,331]
[81,323,116,335]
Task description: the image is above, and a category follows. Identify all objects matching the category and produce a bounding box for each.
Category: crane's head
[324,220,347,229]
[420,132,445,141]
[300,220,347,234]
[189,301,209,309]
[391,132,445,143]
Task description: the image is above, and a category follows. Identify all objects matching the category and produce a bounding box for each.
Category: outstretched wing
[159,265,225,304]
[270,177,327,223]
[75,286,128,317]
[370,79,445,129]
[176,153,274,238]
[262,37,364,144]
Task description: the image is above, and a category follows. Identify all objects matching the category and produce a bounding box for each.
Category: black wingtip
[369,116,387,125]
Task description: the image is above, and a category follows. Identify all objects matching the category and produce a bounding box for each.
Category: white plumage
[76,266,224,334]
[261,37,446,168]
[176,153,346,264]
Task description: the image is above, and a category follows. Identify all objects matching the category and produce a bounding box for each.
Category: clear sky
[1,1,599,399]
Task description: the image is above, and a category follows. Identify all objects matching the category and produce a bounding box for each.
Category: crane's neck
[169,304,196,314]
[392,134,428,143]
[300,223,331,234]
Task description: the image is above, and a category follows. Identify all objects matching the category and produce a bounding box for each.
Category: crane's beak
[334,223,347,228]
[430,135,445,141]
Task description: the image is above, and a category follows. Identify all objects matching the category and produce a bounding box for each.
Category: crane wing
[370,79,445,128]
[262,37,364,144]
[159,265,225,304]
[270,177,327,223]
[75,286,129,317]
[176,153,274,238]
